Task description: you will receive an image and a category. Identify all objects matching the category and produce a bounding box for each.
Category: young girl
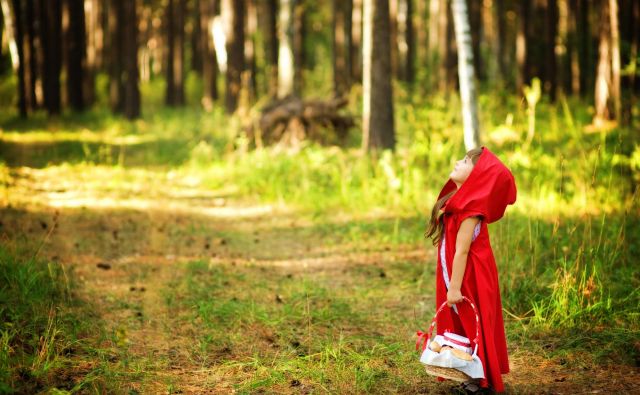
[425,146,516,393]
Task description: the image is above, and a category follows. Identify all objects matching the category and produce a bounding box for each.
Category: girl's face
[450,155,474,187]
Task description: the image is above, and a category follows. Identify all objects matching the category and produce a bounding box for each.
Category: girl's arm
[447,216,480,306]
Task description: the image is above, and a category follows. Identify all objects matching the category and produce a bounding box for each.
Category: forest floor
[2,161,640,394]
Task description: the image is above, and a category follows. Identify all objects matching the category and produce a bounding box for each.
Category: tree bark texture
[362,0,395,151]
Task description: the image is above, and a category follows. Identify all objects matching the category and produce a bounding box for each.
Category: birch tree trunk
[451,0,480,151]
[277,0,294,98]
[362,0,395,151]
[594,0,612,124]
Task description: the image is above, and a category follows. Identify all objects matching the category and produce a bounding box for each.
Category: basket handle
[416,296,480,357]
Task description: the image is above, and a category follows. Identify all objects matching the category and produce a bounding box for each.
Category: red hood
[437,147,517,223]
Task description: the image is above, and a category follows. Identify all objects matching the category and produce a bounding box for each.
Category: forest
[0,0,639,393]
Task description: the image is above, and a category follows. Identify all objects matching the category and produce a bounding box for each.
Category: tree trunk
[200,0,219,107]
[166,0,185,106]
[494,0,508,86]
[546,0,558,101]
[389,0,398,78]
[25,0,37,111]
[630,0,639,106]
[292,0,304,96]
[66,0,85,111]
[277,0,293,98]
[437,0,449,92]
[122,0,139,119]
[9,0,26,116]
[351,0,362,83]
[415,0,427,73]
[192,0,202,74]
[403,0,414,83]
[608,0,621,122]
[578,0,590,96]
[223,0,244,112]
[43,0,62,115]
[594,0,612,124]
[264,0,278,98]
[1,0,19,73]
[333,0,349,96]
[567,0,580,95]
[362,0,395,151]
[451,0,480,150]
[0,2,5,74]
[468,0,483,81]
[245,0,258,101]
[516,0,530,94]
[84,0,99,106]
[108,0,123,113]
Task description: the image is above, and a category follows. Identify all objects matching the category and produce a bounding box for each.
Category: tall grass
[0,246,101,393]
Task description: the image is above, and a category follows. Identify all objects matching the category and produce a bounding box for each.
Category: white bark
[451,0,481,151]
[1,0,19,71]
[278,0,294,98]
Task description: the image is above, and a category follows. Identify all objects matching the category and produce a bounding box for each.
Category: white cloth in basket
[420,335,485,379]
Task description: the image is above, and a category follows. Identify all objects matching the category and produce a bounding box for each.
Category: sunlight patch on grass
[0,130,159,146]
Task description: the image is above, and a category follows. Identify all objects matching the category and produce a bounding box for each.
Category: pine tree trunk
[245,0,258,101]
[166,0,185,106]
[223,0,244,112]
[494,0,506,82]
[609,0,621,122]
[25,0,37,111]
[292,0,304,96]
[578,0,591,97]
[389,0,398,79]
[66,0,85,111]
[263,0,277,98]
[451,0,480,150]
[333,0,349,96]
[1,0,19,73]
[516,0,530,94]
[630,0,639,106]
[568,0,581,95]
[200,0,219,106]
[437,0,449,92]
[122,0,139,119]
[43,0,62,115]
[108,0,124,113]
[10,0,26,117]
[468,0,483,81]
[546,0,558,101]
[351,0,362,83]
[0,3,5,74]
[362,0,395,151]
[84,0,98,106]
[192,0,202,74]
[404,0,414,83]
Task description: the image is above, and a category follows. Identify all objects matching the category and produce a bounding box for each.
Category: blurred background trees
[0,0,638,138]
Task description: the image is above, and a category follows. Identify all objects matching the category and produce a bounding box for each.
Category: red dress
[434,147,516,392]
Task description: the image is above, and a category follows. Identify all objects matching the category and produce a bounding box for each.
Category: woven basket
[424,364,471,382]
[416,296,481,382]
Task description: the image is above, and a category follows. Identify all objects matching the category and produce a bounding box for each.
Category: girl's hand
[447,288,463,306]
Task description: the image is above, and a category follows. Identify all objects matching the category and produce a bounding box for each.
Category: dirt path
[2,165,639,394]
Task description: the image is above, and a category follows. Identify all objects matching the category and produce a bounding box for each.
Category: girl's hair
[425,147,483,246]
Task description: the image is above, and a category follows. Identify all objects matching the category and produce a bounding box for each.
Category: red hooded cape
[435,147,516,392]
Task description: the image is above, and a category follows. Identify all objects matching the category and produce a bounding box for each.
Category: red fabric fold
[435,147,516,393]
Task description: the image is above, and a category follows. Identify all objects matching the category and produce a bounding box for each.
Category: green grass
[0,245,102,393]
[1,74,639,391]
